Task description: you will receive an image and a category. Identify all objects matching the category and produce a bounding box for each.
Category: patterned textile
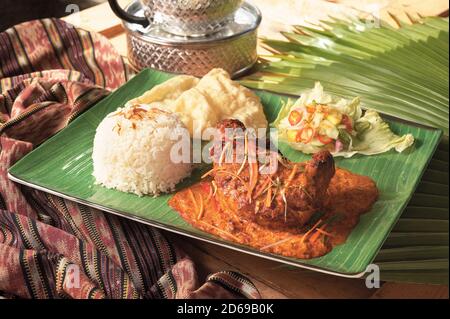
[0,19,260,299]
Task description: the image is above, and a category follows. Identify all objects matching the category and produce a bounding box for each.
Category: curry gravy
[169,168,378,259]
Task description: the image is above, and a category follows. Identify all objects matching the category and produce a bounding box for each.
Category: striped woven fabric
[0,19,260,299]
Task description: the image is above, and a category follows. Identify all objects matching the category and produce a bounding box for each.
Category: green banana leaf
[242,17,449,285]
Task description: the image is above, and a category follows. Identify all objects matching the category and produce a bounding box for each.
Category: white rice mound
[92,104,192,196]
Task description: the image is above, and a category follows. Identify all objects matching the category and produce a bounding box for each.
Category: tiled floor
[0,0,106,31]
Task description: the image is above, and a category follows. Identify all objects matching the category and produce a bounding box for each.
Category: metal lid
[123,1,262,46]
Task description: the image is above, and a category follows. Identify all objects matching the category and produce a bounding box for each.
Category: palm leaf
[242,17,449,285]
[393,219,448,233]
[375,247,449,262]
[242,17,449,135]
[378,270,449,285]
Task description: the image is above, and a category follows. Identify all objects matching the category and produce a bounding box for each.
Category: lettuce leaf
[272,98,294,128]
[333,110,415,158]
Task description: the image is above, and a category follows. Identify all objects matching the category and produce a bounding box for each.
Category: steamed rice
[92,105,192,196]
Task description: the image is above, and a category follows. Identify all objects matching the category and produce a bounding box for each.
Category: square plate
[8,69,442,277]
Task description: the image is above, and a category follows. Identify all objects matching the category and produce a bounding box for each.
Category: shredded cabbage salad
[272,82,415,158]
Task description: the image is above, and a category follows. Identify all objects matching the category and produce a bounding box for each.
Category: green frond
[243,17,449,135]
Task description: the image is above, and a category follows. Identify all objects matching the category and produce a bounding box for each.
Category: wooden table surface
[63,0,449,299]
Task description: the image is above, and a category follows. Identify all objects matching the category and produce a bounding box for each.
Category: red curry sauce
[169,168,378,259]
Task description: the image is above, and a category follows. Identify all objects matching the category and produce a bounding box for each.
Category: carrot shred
[188,189,198,215]
[199,221,240,242]
[309,229,322,243]
[260,236,296,251]
[247,161,259,202]
[301,219,323,244]
[211,180,218,196]
[316,228,334,238]
[253,177,272,199]
[201,167,224,179]
[197,192,204,220]
[284,164,298,189]
[204,183,214,205]
[265,186,273,208]
[236,132,249,176]
[281,190,288,222]
[309,225,334,243]
[254,200,261,214]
